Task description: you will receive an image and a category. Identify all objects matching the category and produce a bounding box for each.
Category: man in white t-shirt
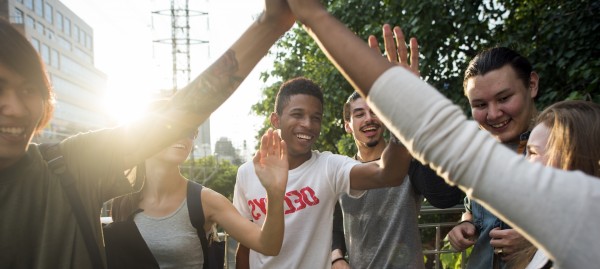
[233,77,411,269]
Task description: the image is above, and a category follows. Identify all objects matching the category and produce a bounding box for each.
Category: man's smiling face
[466,64,538,144]
[271,94,322,158]
[0,63,44,169]
[345,97,384,148]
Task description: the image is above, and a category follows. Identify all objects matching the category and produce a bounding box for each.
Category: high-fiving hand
[253,128,289,194]
[368,24,420,77]
[263,0,295,31]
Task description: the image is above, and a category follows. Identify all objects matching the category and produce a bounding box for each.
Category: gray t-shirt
[134,200,204,269]
[340,177,424,268]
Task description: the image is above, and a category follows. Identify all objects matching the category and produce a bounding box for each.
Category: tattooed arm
[119,0,294,168]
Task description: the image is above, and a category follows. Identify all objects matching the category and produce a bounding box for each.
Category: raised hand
[263,0,295,31]
[285,0,327,25]
[368,24,420,77]
[253,128,289,194]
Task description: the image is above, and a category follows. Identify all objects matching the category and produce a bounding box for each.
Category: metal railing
[419,205,467,269]
[215,204,467,269]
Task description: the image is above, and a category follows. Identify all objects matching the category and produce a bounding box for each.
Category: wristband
[332,257,347,265]
[457,220,474,226]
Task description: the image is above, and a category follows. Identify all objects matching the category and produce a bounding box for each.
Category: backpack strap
[39,143,105,269]
[186,180,211,268]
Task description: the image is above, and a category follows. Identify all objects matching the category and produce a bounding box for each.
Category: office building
[1,0,108,142]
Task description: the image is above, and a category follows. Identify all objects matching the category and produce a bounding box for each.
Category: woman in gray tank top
[109,127,288,268]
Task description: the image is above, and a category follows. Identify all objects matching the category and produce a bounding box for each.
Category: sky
[59,0,272,158]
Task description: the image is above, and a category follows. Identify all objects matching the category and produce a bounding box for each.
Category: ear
[270,112,280,129]
[529,71,539,98]
[344,120,353,134]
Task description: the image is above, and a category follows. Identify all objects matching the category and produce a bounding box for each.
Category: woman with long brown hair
[511,100,600,269]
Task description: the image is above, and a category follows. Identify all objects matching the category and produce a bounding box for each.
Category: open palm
[253,128,289,192]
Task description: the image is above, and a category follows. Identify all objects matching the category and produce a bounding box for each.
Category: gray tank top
[134,199,204,269]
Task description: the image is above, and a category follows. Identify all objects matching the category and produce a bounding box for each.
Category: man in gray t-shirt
[331,91,462,268]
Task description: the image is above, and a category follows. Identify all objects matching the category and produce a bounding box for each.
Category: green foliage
[251,0,600,151]
[248,1,599,267]
[439,244,473,269]
[182,156,239,201]
[494,0,600,108]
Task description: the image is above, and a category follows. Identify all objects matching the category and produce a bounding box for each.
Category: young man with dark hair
[447,47,539,269]
[330,25,463,269]
[233,77,411,268]
[332,90,462,268]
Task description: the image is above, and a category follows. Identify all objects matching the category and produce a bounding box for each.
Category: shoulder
[315,151,357,164]
[201,187,229,210]
[237,161,256,177]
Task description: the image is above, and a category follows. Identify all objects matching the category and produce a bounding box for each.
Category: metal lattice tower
[152,0,209,93]
[152,0,210,179]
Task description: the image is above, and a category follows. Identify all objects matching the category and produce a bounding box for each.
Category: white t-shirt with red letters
[233,150,359,269]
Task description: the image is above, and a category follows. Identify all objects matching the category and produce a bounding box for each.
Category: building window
[25,15,34,29]
[34,0,43,17]
[56,12,63,31]
[13,8,24,24]
[73,24,79,42]
[51,49,60,68]
[41,44,50,64]
[58,35,72,51]
[16,0,24,4]
[44,3,53,24]
[24,0,33,10]
[31,37,40,52]
[79,30,86,44]
[36,21,44,35]
[64,17,71,36]
[86,35,92,50]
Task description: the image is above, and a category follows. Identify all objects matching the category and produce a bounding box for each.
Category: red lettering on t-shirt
[300,186,320,206]
[286,190,307,211]
[283,195,297,214]
[249,198,267,221]
[249,186,322,218]
[248,200,260,220]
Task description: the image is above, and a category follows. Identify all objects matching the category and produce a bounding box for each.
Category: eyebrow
[494,89,512,97]
[352,107,365,114]
[470,88,512,103]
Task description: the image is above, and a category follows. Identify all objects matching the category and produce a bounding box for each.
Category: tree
[182,156,239,201]
[251,2,598,267]
[252,0,600,154]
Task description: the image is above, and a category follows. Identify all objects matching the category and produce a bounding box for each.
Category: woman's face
[149,130,197,165]
[526,123,551,165]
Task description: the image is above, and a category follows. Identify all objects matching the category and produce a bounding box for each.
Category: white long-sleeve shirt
[366,66,600,269]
